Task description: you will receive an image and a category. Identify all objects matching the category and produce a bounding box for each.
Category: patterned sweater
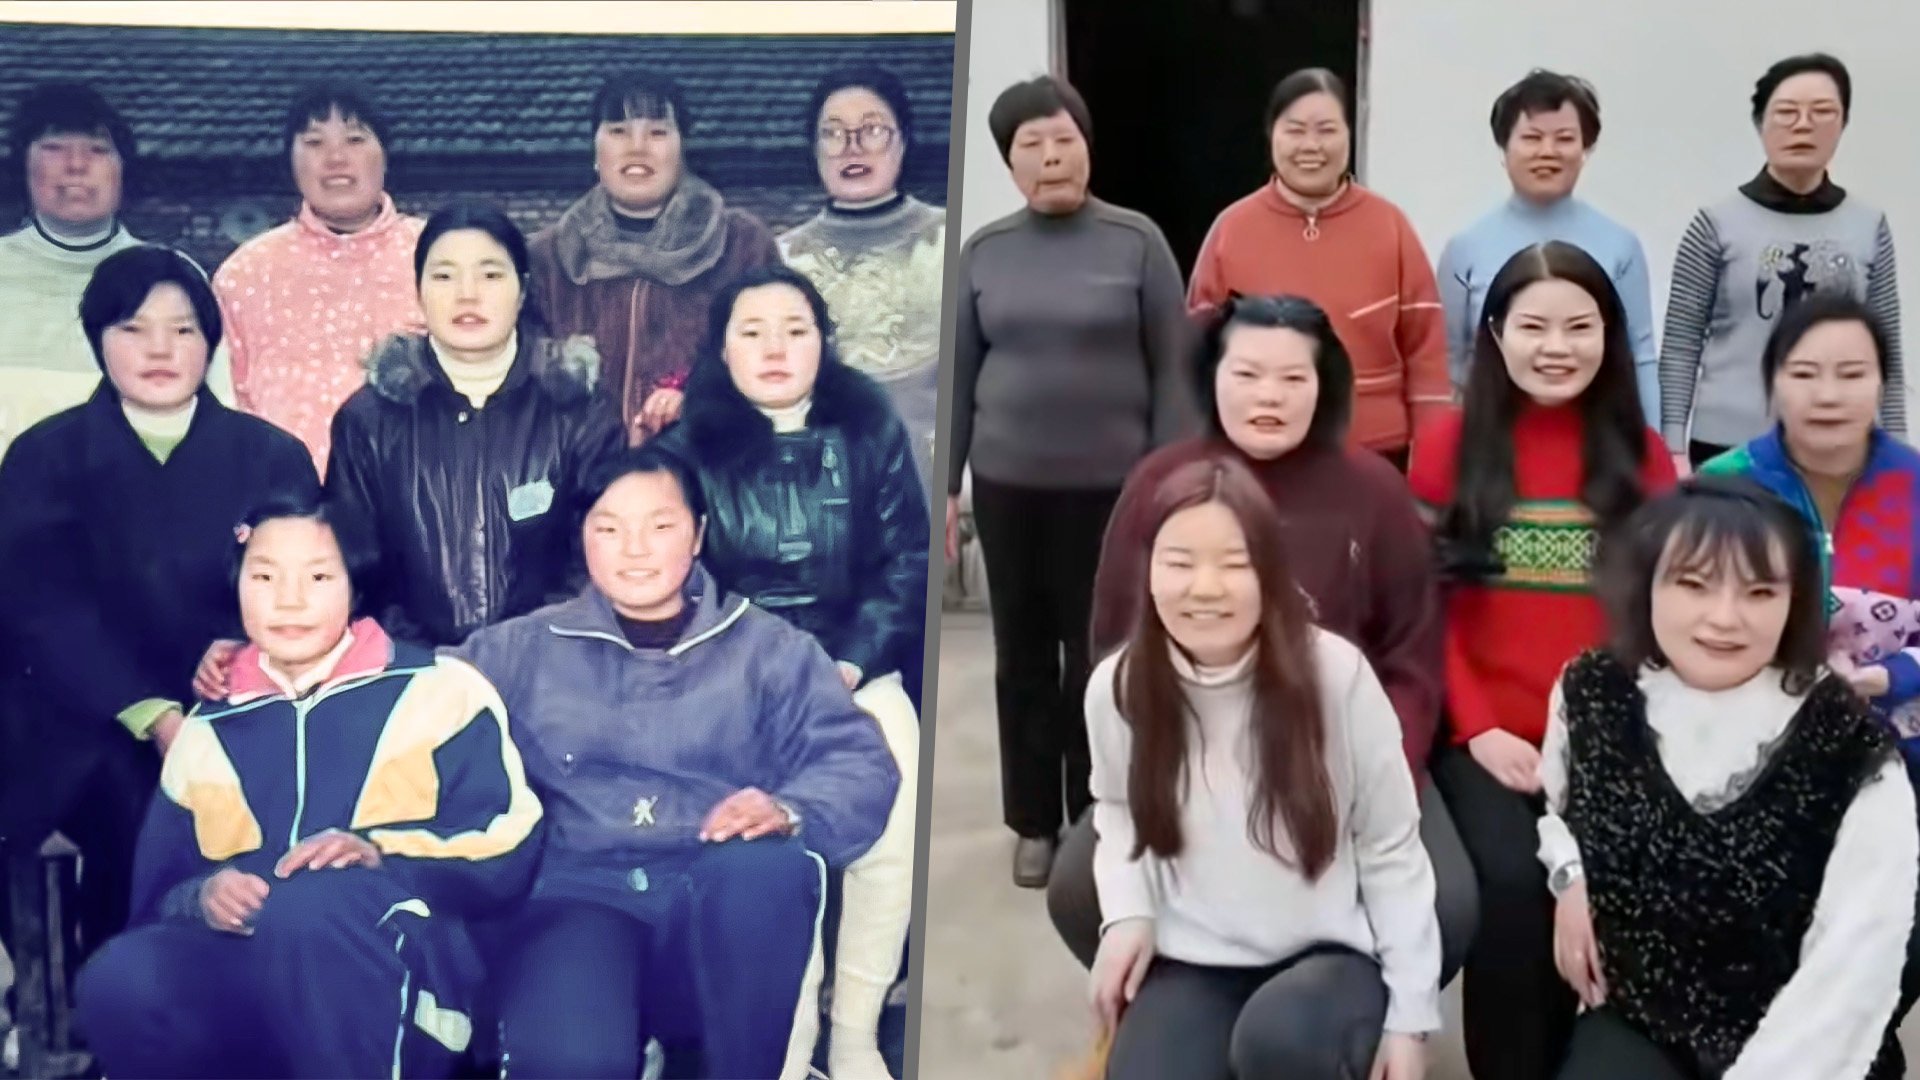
[1408,402,1676,745]
[1700,427,1920,762]
[780,195,946,500]
[212,195,426,474]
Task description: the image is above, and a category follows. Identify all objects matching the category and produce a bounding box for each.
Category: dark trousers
[1556,1009,1693,1079]
[1108,947,1387,1080]
[74,868,465,1080]
[969,477,1120,839]
[1432,746,1577,1080]
[498,837,823,1080]
[1045,783,1478,987]
[1688,440,1731,471]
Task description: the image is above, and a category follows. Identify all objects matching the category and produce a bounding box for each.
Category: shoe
[1013,836,1056,888]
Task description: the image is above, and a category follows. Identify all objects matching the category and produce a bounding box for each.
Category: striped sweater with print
[1658,190,1903,451]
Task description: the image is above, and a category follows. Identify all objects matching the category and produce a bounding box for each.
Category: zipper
[1302,210,1321,241]
[289,696,312,848]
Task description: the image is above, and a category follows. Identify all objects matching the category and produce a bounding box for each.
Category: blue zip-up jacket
[129,619,545,926]
[452,564,898,899]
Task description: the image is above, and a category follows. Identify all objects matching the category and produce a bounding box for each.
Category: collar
[226,618,393,704]
[1259,177,1362,220]
[1505,192,1580,220]
[1170,643,1257,687]
[31,214,121,252]
[1748,423,1893,488]
[295,193,403,242]
[430,330,519,408]
[545,563,747,655]
[756,397,813,433]
[828,192,906,218]
[1740,167,1847,214]
[122,397,197,441]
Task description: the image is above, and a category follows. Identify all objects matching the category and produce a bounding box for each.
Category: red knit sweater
[1407,404,1677,747]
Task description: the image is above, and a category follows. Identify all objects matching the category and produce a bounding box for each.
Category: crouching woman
[74,496,544,1080]
[1543,477,1918,1079]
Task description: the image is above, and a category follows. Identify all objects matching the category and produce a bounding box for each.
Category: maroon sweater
[1090,437,1444,780]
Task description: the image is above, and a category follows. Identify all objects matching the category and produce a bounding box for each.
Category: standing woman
[1700,295,1920,770]
[1188,68,1450,471]
[946,75,1193,887]
[1407,240,1675,1080]
[1660,52,1904,471]
[1088,454,1439,1080]
[654,266,927,1080]
[780,64,946,504]
[0,246,316,955]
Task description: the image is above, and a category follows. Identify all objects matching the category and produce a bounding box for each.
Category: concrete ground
[917,611,1920,1079]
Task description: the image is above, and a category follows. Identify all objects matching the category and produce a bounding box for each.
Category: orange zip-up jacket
[1188,181,1451,454]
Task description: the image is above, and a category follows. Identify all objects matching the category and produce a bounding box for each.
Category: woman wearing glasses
[1659,52,1905,472]
[781,65,946,504]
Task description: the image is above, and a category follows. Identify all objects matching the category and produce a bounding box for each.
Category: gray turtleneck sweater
[946,198,1194,495]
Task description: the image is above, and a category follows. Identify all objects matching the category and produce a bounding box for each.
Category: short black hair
[1752,53,1852,126]
[1490,69,1601,148]
[231,493,381,621]
[590,71,691,136]
[413,199,548,335]
[1600,476,1828,695]
[1264,68,1349,134]
[805,63,915,149]
[1761,292,1891,399]
[582,443,708,523]
[1194,294,1351,451]
[79,245,223,373]
[8,82,136,195]
[281,82,392,158]
[986,75,1091,164]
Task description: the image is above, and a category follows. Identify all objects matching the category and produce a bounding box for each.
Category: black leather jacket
[326,331,626,647]
[656,354,929,683]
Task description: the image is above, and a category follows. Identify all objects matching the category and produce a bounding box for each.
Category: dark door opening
[1061,0,1363,280]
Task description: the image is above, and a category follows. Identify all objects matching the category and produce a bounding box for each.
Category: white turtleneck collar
[123,396,197,442]
[430,330,518,408]
[758,396,814,434]
[1170,643,1257,687]
[34,214,119,251]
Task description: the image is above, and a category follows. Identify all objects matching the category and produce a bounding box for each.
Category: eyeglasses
[818,122,897,156]
[1767,104,1844,128]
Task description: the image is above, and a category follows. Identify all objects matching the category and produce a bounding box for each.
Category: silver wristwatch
[1548,861,1585,899]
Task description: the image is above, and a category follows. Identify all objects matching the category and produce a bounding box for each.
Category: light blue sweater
[1436,195,1658,416]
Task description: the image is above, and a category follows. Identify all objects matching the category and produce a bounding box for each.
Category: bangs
[1657,505,1791,587]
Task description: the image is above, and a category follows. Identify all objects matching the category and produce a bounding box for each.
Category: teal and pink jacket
[1701,427,1920,761]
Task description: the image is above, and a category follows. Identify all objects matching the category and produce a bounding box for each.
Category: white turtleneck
[430,331,517,408]
[1087,629,1442,1035]
[758,397,814,434]
[36,214,118,249]
[123,397,197,461]
[1537,664,1916,1080]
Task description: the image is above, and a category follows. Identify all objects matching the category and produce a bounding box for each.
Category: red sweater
[1187,182,1452,453]
[1090,437,1444,779]
[1407,404,1676,747]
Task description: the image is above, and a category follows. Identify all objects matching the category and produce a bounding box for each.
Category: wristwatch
[775,799,803,835]
[1549,861,1585,899]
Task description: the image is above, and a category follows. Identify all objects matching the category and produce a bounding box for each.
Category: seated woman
[1542,477,1916,1079]
[0,245,316,957]
[1087,452,1439,1080]
[325,199,626,648]
[1408,240,1676,1080]
[452,445,899,1080]
[1050,294,1472,986]
[73,496,543,1080]
[652,265,926,1079]
[1698,295,1920,769]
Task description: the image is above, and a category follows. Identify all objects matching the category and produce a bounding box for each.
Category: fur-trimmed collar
[363,331,600,407]
[677,353,894,461]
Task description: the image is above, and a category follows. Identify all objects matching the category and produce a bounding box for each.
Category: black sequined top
[1560,649,1902,1078]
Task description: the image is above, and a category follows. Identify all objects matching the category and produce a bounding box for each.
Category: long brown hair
[1116,454,1337,879]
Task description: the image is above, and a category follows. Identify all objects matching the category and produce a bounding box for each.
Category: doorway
[1059,0,1364,279]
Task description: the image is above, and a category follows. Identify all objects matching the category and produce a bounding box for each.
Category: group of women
[0,62,941,1080]
[944,55,1920,1080]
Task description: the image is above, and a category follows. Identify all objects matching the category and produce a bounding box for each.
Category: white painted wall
[956,0,1053,240]
[1368,0,1920,401]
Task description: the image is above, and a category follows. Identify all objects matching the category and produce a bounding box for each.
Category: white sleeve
[1535,675,1584,881]
[1087,655,1156,930]
[1725,755,1918,1080]
[1344,647,1443,1034]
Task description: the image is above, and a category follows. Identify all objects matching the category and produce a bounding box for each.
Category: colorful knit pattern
[1491,499,1599,591]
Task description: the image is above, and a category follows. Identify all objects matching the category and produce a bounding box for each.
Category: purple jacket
[452,564,897,881]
